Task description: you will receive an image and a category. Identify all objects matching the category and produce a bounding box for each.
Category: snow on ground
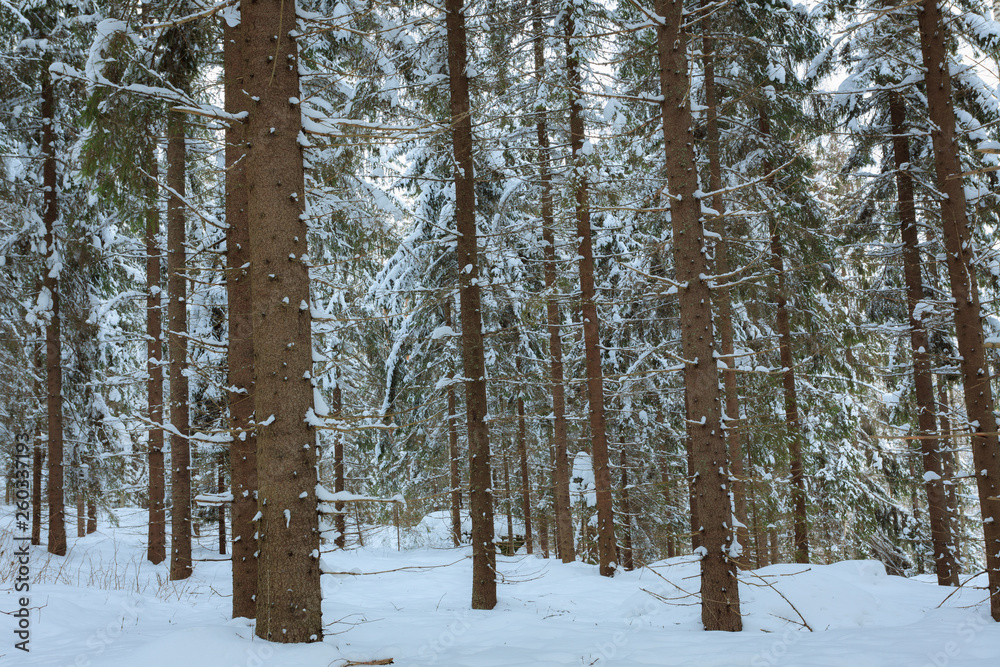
[2,507,999,666]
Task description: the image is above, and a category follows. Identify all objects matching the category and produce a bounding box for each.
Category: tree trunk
[702,4,748,565]
[918,0,1000,620]
[332,381,346,549]
[938,379,961,563]
[503,448,514,554]
[759,109,809,564]
[533,0,574,564]
[146,148,166,565]
[76,469,85,538]
[620,449,634,571]
[890,94,958,586]
[445,0,497,610]
[223,13,257,618]
[217,454,226,555]
[244,0,324,642]
[445,298,462,547]
[41,67,66,558]
[769,527,779,564]
[87,499,96,535]
[654,0,742,631]
[31,424,43,546]
[517,390,533,555]
[565,9,616,577]
[167,107,192,582]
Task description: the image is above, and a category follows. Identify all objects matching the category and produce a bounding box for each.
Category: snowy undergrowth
[2,507,999,666]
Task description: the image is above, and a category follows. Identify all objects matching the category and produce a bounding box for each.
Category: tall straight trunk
[759,109,809,564]
[31,424,43,546]
[890,94,958,586]
[146,149,166,565]
[445,0,496,609]
[918,0,1000,620]
[243,0,323,641]
[769,527,779,564]
[167,108,192,582]
[445,298,462,547]
[517,390,533,554]
[223,15,257,618]
[503,448,514,553]
[619,449,634,571]
[217,454,226,555]
[76,468,85,538]
[565,10,616,577]
[702,4,748,563]
[534,1,574,564]
[938,380,961,562]
[41,67,66,558]
[332,382,346,549]
[654,0,742,631]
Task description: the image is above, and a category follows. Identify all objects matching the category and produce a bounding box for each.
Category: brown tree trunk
[918,0,1000,620]
[769,527,779,564]
[167,108,192,582]
[243,0,323,641]
[702,5,748,564]
[146,149,166,565]
[76,468,85,538]
[938,380,961,563]
[655,0,741,630]
[31,424,43,546]
[446,0,496,609]
[759,109,809,564]
[890,94,958,586]
[217,454,226,555]
[517,391,533,554]
[503,448,514,554]
[620,449,634,571]
[223,14,257,618]
[445,298,462,548]
[534,0,574,564]
[41,67,66,558]
[565,10,616,577]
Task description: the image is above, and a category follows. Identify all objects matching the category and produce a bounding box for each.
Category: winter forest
[2,0,1000,664]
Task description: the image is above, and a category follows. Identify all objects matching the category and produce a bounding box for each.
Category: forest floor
[2,507,999,666]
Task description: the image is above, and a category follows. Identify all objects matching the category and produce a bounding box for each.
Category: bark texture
[146,151,166,565]
[445,0,496,609]
[889,94,958,586]
[565,9,616,576]
[702,6,748,564]
[244,0,324,641]
[332,381,346,549]
[167,108,192,582]
[918,0,1000,619]
[223,14,258,619]
[42,67,66,558]
[654,0,742,631]
[533,0,574,564]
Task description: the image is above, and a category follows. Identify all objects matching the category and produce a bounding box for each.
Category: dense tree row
[2,0,999,637]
